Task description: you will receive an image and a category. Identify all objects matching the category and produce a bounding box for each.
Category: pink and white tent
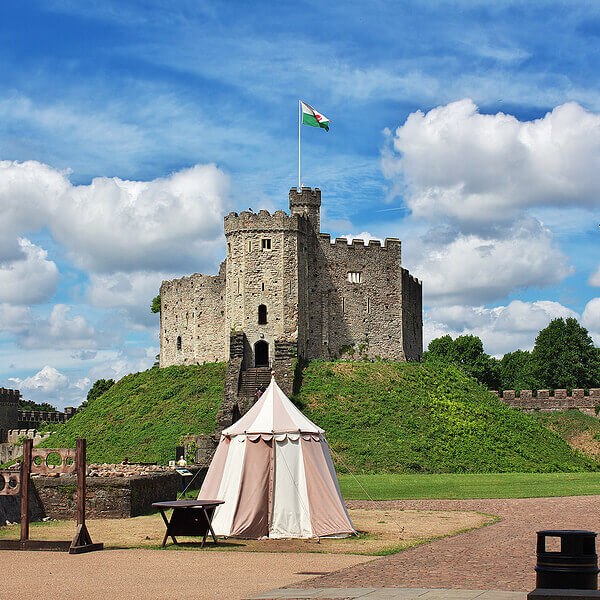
[198,377,356,539]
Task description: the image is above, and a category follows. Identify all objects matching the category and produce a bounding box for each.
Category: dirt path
[298,496,600,592]
[2,548,373,600]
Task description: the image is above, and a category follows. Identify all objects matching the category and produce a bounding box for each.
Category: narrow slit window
[248,241,252,252]
[261,238,271,250]
[342,298,345,313]
[261,282,265,292]
[176,336,182,350]
[258,304,268,324]
[348,272,362,284]
[367,297,371,313]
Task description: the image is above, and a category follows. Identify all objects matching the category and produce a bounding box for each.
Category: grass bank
[295,361,598,473]
[39,364,226,464]
[338,471,600,500]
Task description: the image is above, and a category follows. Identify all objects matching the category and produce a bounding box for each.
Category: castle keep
[159,187,422,385]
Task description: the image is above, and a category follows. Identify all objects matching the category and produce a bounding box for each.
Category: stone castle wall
[224,209,307,367]
[496,389,600,417]
[159,186,423,369]
[306,235,422,361]
[0,388,20,443]
[159,265,227,367]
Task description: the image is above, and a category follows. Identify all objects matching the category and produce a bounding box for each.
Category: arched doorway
[254,340,269,367]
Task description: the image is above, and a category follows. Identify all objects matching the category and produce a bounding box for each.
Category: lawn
[338,471,600,500]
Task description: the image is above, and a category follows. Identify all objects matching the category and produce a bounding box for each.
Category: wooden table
[152,500,224,548]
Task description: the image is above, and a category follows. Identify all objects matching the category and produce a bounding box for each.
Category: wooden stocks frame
[0,438,103,553]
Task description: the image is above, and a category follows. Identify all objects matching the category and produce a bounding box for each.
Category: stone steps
[239,368,272,398]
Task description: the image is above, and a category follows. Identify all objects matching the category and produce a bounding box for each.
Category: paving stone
[299,497,600,592]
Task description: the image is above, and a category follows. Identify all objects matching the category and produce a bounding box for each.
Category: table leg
[203,507,218,546]
[158,509,170,548]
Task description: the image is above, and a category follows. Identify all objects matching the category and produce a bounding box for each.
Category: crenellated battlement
[224,209,308,235]
[0,388,20,404]
[495,389,600,417]
[318,234,401,252]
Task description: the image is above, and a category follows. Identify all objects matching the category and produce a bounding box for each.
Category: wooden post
[76,438,85,526]
[20,438,33,542]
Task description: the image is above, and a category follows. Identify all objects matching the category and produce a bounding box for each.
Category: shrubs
[296,361,598,474]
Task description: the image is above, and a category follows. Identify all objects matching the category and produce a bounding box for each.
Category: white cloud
[590,265,600,287]
[0,303,106,350]
[0,160,229,273]
[0,238,59,304]
[10,365,69,394]
[582,297,600,345]
[384,100,600,230]
[412,219,572,306]
[87,270,173,327]
[338,232,384,245]
[425,300,580,356]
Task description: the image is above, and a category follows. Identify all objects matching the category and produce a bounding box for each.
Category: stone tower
[159,187,422,423]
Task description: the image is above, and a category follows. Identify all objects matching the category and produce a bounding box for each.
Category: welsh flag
[301,101,331,131]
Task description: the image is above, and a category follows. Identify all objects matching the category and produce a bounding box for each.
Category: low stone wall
[495,389,600,416]
[31,466,207,520]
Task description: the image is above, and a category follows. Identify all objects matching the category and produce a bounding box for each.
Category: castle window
[258,304,268,324]
[227,243,231,255]
[248,241,252,252]
[348,272,362,284]
[367,297,371,314]
[342,298,345,313]
[261,238,271,250]
[261,282,265,292]
[176,336,182,351]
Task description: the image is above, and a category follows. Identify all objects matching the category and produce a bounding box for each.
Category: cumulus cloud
[0,238,59,304]
[384,99,600,230]
[87,270,174,327]
[412,219,572,306]
[590,265,600,287]
[10,365,69,394]
[425,300,580,356]
[0,303,108,350]
[582,297,600,345]
[0,160,229,273]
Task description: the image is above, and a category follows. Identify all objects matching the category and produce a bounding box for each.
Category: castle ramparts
[496,389,600,417]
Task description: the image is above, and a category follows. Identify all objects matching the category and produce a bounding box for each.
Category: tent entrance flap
[229,438,271,538]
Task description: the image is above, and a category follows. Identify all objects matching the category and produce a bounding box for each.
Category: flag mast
[298,99,301,189]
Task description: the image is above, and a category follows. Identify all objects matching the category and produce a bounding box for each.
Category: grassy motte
[39,364,226,464]
[339,472,600,500]
[532,409,600,460]
[295,361,598,473]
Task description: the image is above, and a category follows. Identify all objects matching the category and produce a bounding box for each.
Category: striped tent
[198,376,355,539]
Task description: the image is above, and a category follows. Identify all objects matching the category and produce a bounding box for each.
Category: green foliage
[151,295,161,314]
[87,378,115,404]
[39,364,226,464]
[19,400,57,412]
[295,361,597,474]
[531,317,600,390]
[424,334,501,389]
[500,350,538,392]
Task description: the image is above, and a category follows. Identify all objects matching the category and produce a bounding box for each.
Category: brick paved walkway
[296,496,600,592]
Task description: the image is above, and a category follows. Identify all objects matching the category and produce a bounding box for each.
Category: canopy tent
[198,377,356,539]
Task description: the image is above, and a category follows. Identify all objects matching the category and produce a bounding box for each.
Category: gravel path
[2,548,373,600]
[296,496,600,592]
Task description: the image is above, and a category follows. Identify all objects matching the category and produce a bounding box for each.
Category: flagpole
[298,99,301,190]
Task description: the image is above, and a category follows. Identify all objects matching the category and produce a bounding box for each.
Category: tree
[500,350,538,392]
[87,378,115,404]
[19,400,57,412]
[424,334,501,389]
[531,317,600,390]
[151,295,161,314]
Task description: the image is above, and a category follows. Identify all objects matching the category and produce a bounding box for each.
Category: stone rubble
[86,463,171,478]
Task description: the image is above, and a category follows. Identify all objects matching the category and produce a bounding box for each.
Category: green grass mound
[295,361,599,474]
[39,364,226,464]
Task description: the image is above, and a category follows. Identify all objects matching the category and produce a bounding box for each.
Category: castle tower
[289,187,321,232]
[223,209,309,368]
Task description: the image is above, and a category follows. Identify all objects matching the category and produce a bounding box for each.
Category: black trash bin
[535,530,599,590]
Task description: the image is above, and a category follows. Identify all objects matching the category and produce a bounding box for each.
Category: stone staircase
[239,368,272,398]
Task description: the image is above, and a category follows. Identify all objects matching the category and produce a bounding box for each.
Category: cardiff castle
[159,187,422,389]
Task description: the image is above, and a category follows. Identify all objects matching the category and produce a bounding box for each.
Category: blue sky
[1,1,599,407]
